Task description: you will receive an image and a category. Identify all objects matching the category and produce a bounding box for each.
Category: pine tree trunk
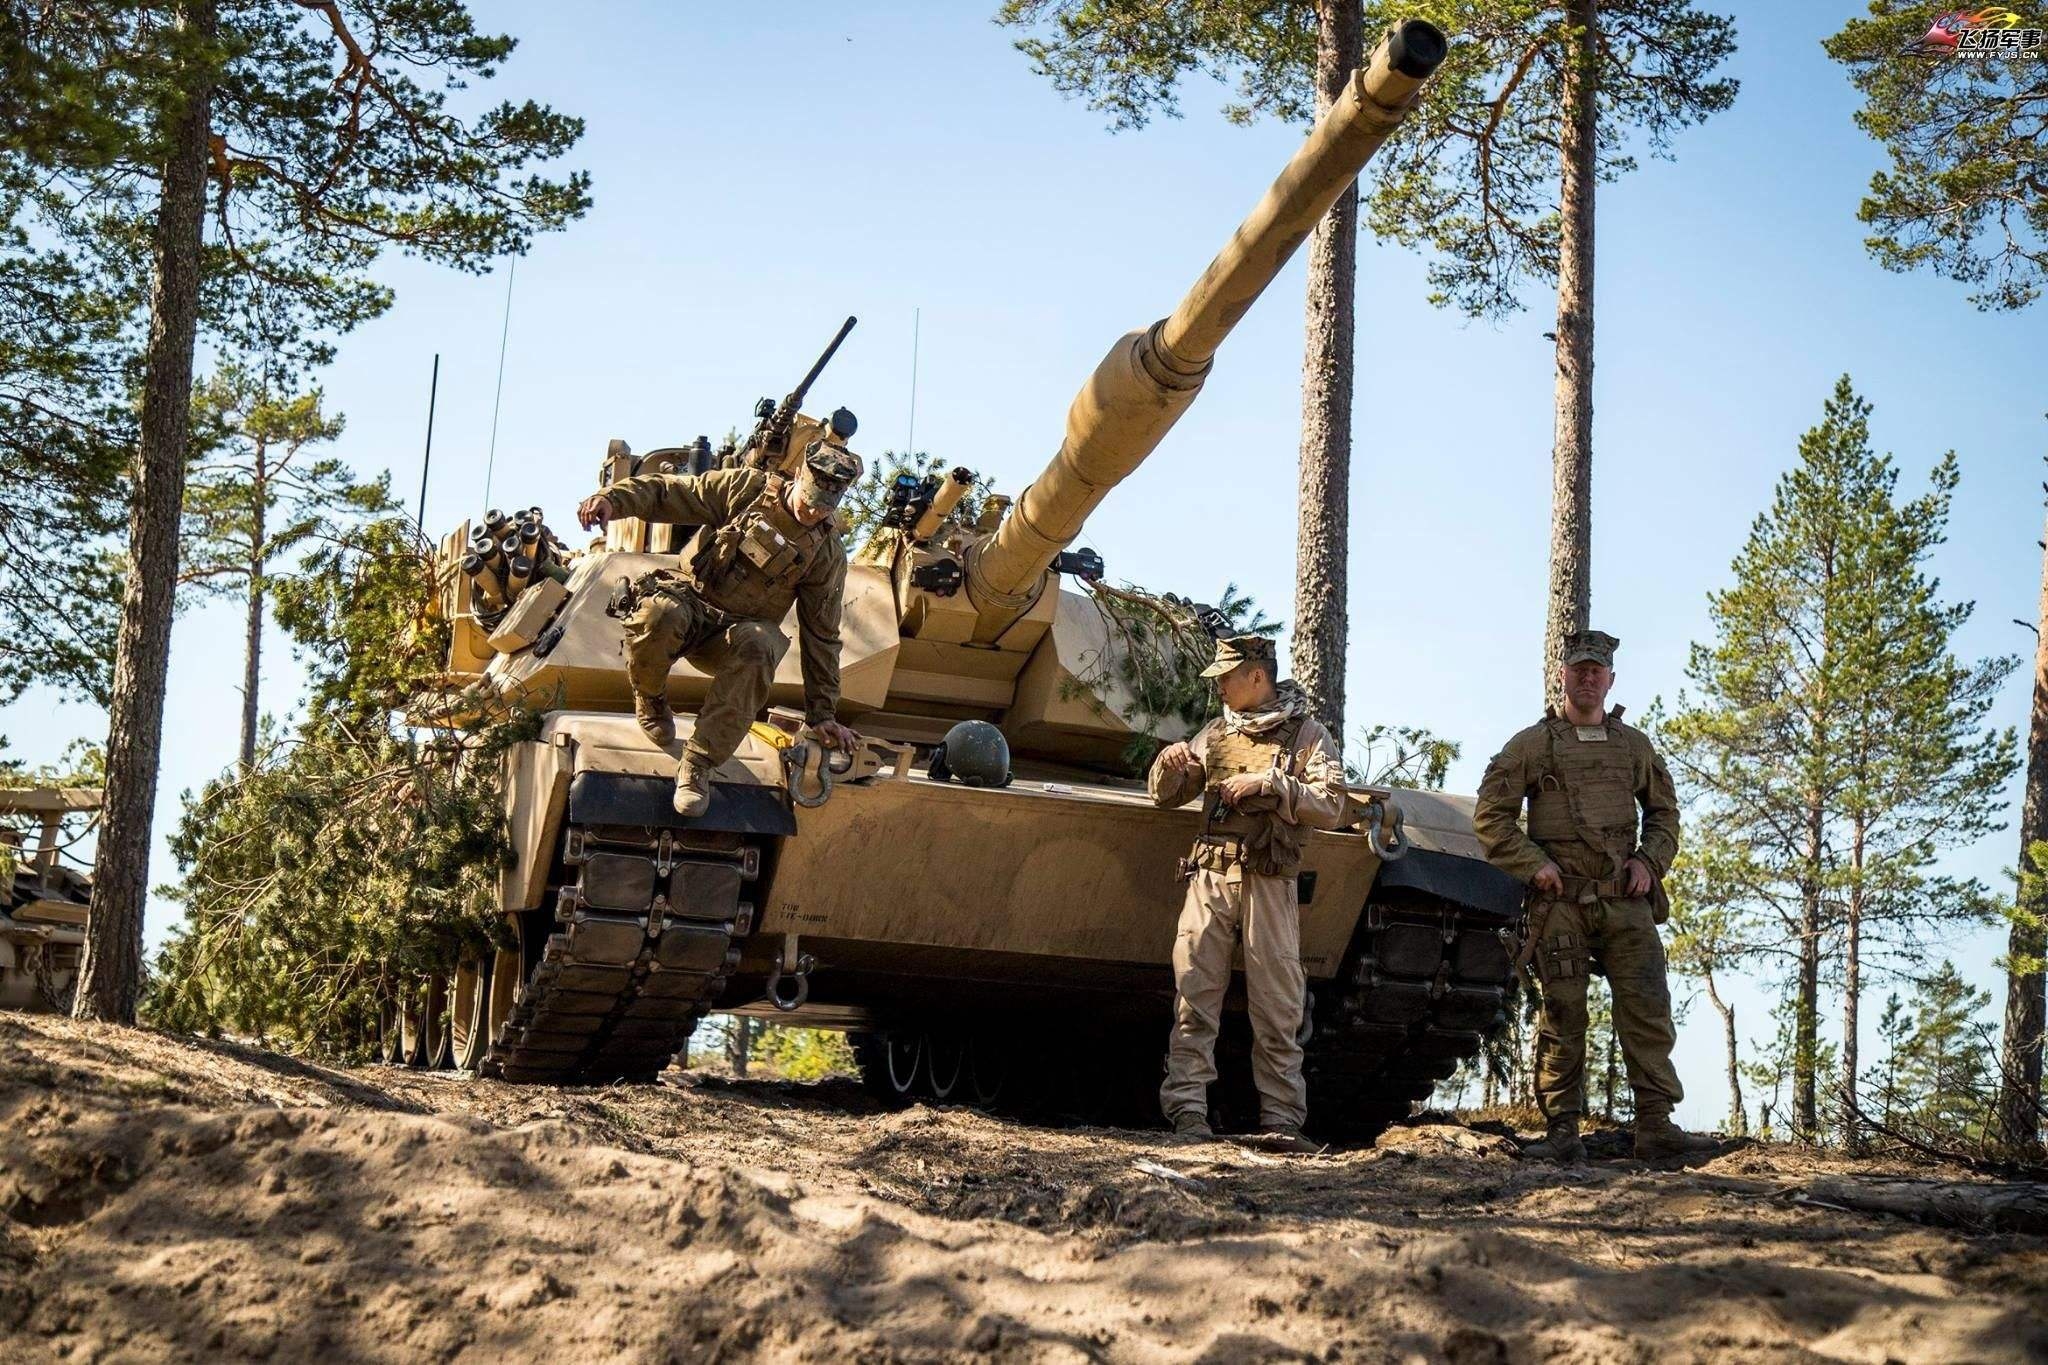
[1290,0,1363,744]
[1705,970,1745,1136]
[1796,799,1824,1139]
[1543,0,1599,710]
[240,483,265,772]
[2000,490,2048,1158]
[1842,825,1866,1152]
[75,0,216,1025]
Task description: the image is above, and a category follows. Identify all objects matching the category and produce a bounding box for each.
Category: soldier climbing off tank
[1147,634,1349,1150]
[577,440,864,817]
[1472,630,1716,1163]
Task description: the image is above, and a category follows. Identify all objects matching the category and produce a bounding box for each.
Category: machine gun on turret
[740,314,859,469]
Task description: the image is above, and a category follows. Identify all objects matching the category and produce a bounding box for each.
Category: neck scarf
[1223,679,1310,737]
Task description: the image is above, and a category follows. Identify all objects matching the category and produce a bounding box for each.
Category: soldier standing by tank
[1148,634,1349,1148]
[577,440,864,816]
[1473,630,1715,1161]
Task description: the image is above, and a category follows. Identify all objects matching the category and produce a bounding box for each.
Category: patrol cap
[1200,633,1278,679]
[797,440,864,511]
[1562,629,1620,667]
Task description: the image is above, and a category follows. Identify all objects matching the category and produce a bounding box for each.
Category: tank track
[480,823,757,1084]
[1297,888,1519,1137]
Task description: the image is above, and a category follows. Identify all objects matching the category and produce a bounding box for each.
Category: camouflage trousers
[620,588,788,767]
[1531,895,1684,1120]
[1159,867,1308,1130]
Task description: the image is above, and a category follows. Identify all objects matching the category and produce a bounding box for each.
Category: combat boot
[635,692,675,747]
[1255,1126,1322,1155]
[1171,1110,1215,1142]
[1633,1102,1718,1160]
[672,752,712,818]
[1517,1116,1586,1164]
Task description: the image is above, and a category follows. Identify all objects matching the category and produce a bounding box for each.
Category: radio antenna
[905,307,920,458]
[482,258,518,508]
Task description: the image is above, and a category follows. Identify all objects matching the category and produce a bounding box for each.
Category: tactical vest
[684,474,830,621]
[1525,713,1641,878]
[1191,718,1307,878]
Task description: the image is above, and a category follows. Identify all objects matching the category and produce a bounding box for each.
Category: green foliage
[1346,724,1459,788]
[1884,960,1999,1146]
[0,0,588,715]
[841,450,992,558]
[997,0,1321,130]
[1826,3,2047,310]
[270,516,450,731]
[1658,375,2019,1135]
[752,1025,859,1082]
[148,513,517,1053]
[182,361,380,603]
[2007,839,2048,982]
[1361,0,1738,317]
[997,1,1739,318]
[1741,994,1839,1140]
[1072,580,1278,768]
[691,1016,858,1082]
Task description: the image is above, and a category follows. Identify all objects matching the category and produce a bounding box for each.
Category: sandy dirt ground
[2,1014,2044,1364]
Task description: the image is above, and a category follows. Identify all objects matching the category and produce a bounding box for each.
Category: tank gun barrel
[963,19,1446,641]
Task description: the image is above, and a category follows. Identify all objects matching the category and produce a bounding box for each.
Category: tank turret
[958,19,1447,643]
[433,19,1449,771]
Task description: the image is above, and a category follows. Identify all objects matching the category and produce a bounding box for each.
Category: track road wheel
[966,1035,1009,1107]
[376,992,400,1065]
[926,1033,967,1101]
[422,972,453,1070]
[398,978,427,1068]
[451,956,492,1072]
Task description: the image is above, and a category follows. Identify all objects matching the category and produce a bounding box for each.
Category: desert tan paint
[961,34,1438,641]
[755,775,1383,979]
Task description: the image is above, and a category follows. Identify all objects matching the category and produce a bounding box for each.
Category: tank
[398,19,1523,1135]
[0,786,99,1013]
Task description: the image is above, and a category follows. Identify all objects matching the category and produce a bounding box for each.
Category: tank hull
[459,711,1523,1135]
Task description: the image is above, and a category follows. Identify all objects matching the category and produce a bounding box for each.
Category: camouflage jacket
[1472,710,1681,887]
[603,467,848,724]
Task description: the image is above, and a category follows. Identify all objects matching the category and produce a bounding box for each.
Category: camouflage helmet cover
[1200,633,1278,680]
[797,440,864,511]
[1561,630,1620,668]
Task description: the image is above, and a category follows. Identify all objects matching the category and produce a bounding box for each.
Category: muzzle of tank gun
[959,18,1447,644]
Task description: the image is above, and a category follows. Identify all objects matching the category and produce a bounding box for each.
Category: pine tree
[1665,834,1754,1135]
[1356,0,1735,705]
[0,3,150,716]
[181,362,390,769]
[34,1,590,1025]
[1827,8,2048,1149]
[1825,3,2047,312]
[1662,376,2018,1140]
[1895,960,1996,1146]
[1874,989,1908,1128]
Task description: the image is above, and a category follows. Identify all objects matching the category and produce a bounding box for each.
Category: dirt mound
[3,1013,2046,1363]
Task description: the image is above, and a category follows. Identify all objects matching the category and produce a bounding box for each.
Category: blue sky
[9,2,2043,1128]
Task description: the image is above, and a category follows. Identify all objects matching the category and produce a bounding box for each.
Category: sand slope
[2,1014,2043,1364]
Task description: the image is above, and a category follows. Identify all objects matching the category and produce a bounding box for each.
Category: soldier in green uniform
[577,441,864,816]
[1148,634,1349,1148]
[1473,630,1714,1162]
